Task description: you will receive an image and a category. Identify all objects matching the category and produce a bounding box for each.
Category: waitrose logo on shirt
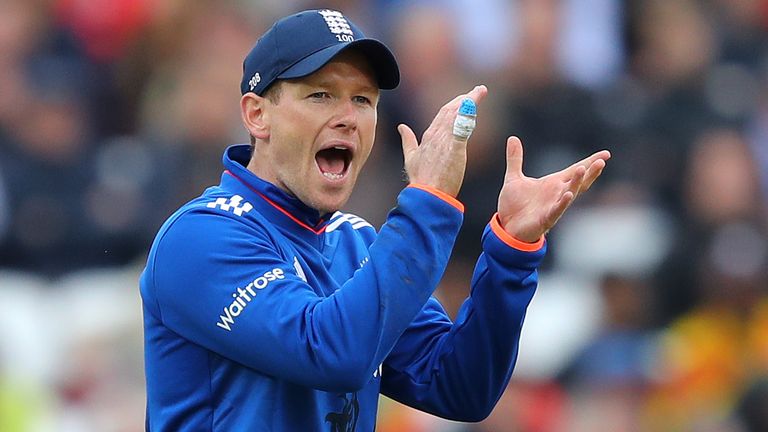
[216,268,285,331]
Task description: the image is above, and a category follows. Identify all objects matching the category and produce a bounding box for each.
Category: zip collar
[221,144,329,234]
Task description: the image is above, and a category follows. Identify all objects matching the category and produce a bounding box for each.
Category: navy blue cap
[241,9,400,95]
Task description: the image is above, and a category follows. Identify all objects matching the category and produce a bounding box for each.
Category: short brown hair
[263,81,283,104]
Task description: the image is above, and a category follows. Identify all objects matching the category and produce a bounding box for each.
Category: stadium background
[1,0,767,430]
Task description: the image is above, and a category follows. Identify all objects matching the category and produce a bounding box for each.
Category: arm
[382,120,611,419]
[148,185,462,393]
[381,217,544,421]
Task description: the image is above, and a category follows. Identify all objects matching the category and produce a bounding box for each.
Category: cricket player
[140,9,610,431]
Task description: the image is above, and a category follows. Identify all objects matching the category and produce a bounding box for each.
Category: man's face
[250,50,379,215]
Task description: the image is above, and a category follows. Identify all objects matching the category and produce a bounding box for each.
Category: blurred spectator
[711,0,768,69]
[654,127,766,323]
[137,2,258,203]
[496,0,608,182]
[645,127,768,431]
[646,231,768,431]
[561,274,657,389]
[53,0,151,64]
[556,274,658,432]
[0,72,169,276]
[605,0,721,214]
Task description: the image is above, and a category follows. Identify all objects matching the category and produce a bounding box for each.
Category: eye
[309,91,330,100]
[353,95,371,105]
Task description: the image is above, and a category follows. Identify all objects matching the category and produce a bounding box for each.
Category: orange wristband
[490,213,545,252]
[407,184,464,213]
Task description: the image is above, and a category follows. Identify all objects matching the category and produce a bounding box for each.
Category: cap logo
[318,10,355,43]
[248,72,261,91]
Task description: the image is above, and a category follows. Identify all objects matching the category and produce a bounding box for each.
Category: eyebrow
[301,78,378,94]
[359,84,379,94]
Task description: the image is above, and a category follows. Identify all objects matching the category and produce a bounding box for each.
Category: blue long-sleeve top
[140,144,546,431]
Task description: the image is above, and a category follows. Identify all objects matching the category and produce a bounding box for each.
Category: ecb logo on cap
[248,72,261,91]
[318,10,354,42]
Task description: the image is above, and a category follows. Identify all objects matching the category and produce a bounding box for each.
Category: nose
[330,100,358,132]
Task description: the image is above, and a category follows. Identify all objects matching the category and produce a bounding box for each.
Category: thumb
[398,124,418,157]
[504,136,524,181]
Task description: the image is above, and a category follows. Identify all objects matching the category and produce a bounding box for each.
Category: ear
[241,93,270,140]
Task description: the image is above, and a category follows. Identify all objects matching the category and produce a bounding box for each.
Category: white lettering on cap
[318,10,354,42]
[249,72,261,91]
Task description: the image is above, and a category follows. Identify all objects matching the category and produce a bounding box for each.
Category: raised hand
[398,85,488,197]
[497,137,611,243]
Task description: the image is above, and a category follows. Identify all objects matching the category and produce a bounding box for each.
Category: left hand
[399,85,488,197]
[497,137,611,243]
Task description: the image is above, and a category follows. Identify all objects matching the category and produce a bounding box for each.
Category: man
[140,9,610,431]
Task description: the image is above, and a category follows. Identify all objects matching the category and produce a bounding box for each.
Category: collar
[220,144,330,234]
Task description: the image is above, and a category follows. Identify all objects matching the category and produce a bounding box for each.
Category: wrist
[407,184,464,213]
[491,213,545,251]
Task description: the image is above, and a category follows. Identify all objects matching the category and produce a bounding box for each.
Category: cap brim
[277,39,400,90]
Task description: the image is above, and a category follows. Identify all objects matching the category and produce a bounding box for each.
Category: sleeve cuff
[490,213,545,252]
[407,184,464,213]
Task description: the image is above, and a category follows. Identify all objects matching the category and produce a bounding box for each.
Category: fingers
[568,150,611,173]
[398,124,418,157]
[545,190,575,229]
[565,164,586,197]
[580,158,607,193]
[534,164,584,232]
[503,136,524,181]
[436,85,489,124]
[558,149,610,196]
[464,84,488,105]
[544,166,584,229]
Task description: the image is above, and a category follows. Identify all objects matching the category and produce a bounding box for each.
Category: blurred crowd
[0,0,767,431]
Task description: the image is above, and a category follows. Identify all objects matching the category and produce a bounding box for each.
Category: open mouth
[315,146,352,181]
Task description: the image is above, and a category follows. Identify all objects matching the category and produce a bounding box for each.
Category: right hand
[398,85,488,197]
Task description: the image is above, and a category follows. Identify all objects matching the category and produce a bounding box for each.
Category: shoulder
[152,190,279,260]
[145,192,288,292]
